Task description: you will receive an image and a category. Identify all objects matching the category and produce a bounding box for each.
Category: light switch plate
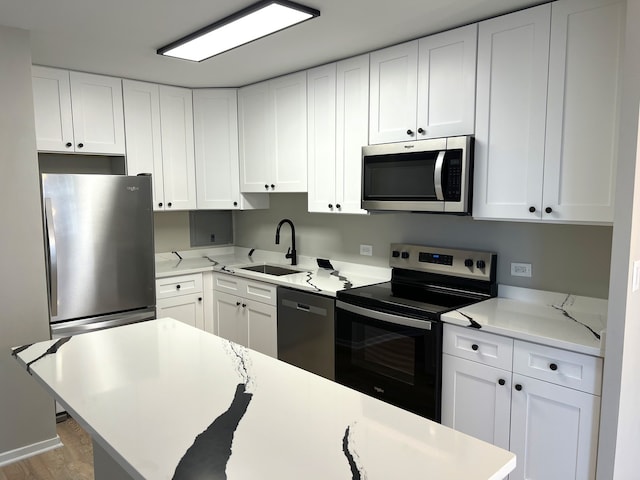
[511,262,532,277]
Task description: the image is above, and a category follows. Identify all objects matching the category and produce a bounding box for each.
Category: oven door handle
[434,150,445,201]
[336,301,432,330]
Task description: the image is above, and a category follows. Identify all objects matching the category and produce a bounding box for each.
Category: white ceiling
[1,0,542,88]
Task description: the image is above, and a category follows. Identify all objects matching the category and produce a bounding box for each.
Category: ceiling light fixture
[157,0,320,62]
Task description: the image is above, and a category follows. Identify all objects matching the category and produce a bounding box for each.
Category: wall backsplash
[232,193,613,299]
[153,194,612,298]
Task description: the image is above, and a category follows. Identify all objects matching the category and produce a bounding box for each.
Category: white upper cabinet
[239,71,307,193]
[474,0,623,224]
[123,81,196,211]
[369,24,477,144]
[32,66,125,155]
[543,0,624,223]
[193,89,269,210]
[307,55,369,214]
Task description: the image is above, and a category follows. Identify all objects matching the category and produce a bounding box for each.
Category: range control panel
[389,243,497,282]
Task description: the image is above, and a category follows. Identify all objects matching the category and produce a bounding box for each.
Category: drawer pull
[236,301,241,306]
[515,384,523,391]
[471,344,479,351]
[176,285,181,290]
[242,303,247,308]
[549,363,558,371]
[498,379,506,386]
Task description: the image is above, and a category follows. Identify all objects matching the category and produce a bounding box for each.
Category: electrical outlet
[511,262,532,277]
[360,244,373,256]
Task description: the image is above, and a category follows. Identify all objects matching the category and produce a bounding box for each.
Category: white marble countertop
[13,318,515,480]
[441,286,607,357]
[155,246,391,297]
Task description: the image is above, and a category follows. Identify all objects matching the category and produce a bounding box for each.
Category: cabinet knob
[176,285,181,290]
[167,202,172,207]
[529,206,536,213]
[515,384,523,391]
[158,202,163,207]
[65,142,72,148]
[264,184,269,190]
[328,204,333,209]
[270,184,275,189]
[545,207,553,214]
[198,297,202,302]
[498,379,506,386]
[406,129,414,136]
[471,344,479,351]
[242,303,247,308]
[549,363,558,371]
[77,143,84,148]
[233,201,238,207]
[417,128,425,134]
[236,301,241,306]
[336,204,341,209]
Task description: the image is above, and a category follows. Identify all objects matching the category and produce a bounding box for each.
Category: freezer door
[42,174,155,323]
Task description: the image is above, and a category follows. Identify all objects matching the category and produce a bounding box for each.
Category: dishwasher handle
[281,298,327,317]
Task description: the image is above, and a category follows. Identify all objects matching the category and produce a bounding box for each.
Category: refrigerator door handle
[44,198,58,317]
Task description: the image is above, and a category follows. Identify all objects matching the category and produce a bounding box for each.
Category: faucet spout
[275,218,297,266]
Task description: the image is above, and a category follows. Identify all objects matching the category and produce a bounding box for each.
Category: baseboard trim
[0,435,62,467]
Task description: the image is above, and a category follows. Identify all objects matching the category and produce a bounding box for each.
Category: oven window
[363,152,438,200]
[357,325,416,385]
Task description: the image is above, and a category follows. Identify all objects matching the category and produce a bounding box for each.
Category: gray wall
[0,26,57,459]
[232,193,612,298]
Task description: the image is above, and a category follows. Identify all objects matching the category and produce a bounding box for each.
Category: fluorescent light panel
[158,0,320,62]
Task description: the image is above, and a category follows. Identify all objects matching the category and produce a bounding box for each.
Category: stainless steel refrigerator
[41,174,156,338]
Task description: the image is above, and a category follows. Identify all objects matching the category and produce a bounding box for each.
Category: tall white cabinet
[442,324,602,480]
[193,89,269,210]
[368,24,477,144]
[238,71,308,193]
[123,80,196,211]
[307,54,370,214]
[473,0,624,223]
[32,66,125,155]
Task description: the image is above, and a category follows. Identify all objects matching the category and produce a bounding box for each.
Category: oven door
[335,300,442,422]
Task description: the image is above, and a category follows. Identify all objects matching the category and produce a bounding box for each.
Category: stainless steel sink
[238,264,306,276]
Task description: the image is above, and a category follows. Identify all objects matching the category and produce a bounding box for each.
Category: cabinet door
[369,41,419,144]
[510,373,600,480]
[193,89,242,209]
[215,291,248,347]
[441,354,511,450]
[157,293,204,330]
[307,63,337,213]
[238,81,273,193]
[417,24,477,139]
[32,66,74,152]
[69,71,125,155]
[335,54,369,215]
[122,80,165,211]
[473,5,551,220]
[543,0,624,223]
[158,85,196,210]
[271,71,308,192]
[246,299,278,358]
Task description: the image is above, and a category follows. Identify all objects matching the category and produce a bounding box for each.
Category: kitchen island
[13,318,515,479]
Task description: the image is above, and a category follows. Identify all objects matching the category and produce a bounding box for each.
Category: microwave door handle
[434,150,445,201]
[44,198,58,317]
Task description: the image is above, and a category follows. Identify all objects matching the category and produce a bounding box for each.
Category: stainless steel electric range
[335,243,497,422]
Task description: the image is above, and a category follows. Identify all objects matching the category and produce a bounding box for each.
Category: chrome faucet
[275,218,297,266]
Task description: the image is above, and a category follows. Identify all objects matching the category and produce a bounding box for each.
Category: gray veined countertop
[13,318,515,480]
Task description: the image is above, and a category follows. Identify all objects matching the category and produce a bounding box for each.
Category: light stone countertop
[13,318,515,480]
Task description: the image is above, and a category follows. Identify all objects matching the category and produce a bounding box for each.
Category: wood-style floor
[0,418,94,480]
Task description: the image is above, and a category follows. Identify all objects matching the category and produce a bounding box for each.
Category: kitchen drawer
[513,340,603,395]
[443,324,513,371]
[213,273,277,306]
[156,273,203,299]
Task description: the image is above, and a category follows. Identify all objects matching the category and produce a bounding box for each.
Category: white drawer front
[243,279,277,306]
[513,340,603,395]
[213,273,243,294]
[156,273,203,299]
[443,324,513,370]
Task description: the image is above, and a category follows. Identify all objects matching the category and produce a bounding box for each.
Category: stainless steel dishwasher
[277,286,335,380]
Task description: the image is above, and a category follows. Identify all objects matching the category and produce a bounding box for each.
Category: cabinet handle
[233,201,238,207]
[65,142,72,148]
[167,202,172,207]
[471,344,479,351]
[498,379,506,386]
[270,184,275,189]
[328,204,333,209]
[176,285,181,290]
[264,184,269,190]
[406,129,414,136]
[198,297,202,302]
[549,363,558,371]
[515,384,523,391]
[336,204,341,209]
[417,128,425,134]
[242,303,247,308]
[545,207,553,214]
[77,143,84,148]
[158,202,163,207]
[529,206,536,213]
[236,301,241,306]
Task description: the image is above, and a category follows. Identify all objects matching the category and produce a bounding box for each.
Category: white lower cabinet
[157,293,204,330]
[442,324,602,480]
[213,273,277,358]
[156,273,212,332]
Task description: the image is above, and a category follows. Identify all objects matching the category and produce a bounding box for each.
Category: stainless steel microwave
[361,136,473,214]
